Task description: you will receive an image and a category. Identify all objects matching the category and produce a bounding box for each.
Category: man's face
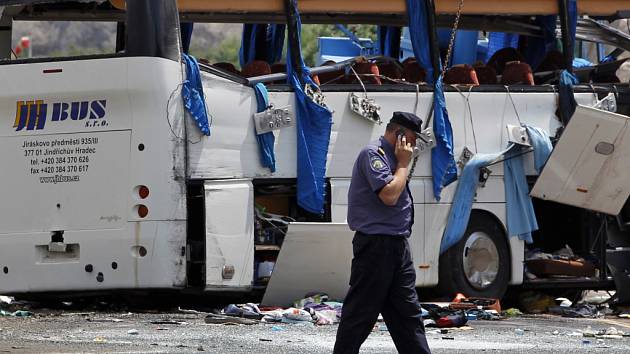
[403,129,418,147]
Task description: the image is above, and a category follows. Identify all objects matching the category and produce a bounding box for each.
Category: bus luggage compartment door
[261,223,353,306]
[531,105,630,215]
[204,180,254,288]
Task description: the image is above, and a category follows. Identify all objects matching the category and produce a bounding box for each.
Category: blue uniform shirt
[347,136,413,237]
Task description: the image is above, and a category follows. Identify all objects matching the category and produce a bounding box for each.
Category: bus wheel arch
[437,209,511,299]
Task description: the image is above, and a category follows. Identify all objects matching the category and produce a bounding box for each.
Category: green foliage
[44,44,109,58]
[190,34,241,66]
[189,24,377,69]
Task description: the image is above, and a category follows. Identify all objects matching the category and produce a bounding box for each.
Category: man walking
[334,112,431,354]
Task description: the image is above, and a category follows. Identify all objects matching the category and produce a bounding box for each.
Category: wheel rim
[462,231,500,290]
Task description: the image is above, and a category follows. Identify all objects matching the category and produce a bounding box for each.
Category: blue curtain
[180,22,194,54]
[405,0,437,84]
[486,32,520,62]
[253,84,277,172]
[240,24,285,173]
[239,24,262,68]
[406,0,457,200]
[558,0,579,124]
[181,53,211,136]
[441,149,509,254]
[266,24,286,64]
[523,15,558,70]
[286,1,333,214]
[377,26,402,58]
[240,24,286,67]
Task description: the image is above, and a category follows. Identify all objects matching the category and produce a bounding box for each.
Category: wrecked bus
[1,0,630,306]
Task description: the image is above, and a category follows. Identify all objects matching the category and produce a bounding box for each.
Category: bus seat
[213,62,240,75]
[402,61,427,83]
[347,62,381,85]
[241,60,272,78]
[487,47,525,75]
[535,50,565,73]
[443,64,479,85]
[501,61,534,85]
[402,56,417,66]
[317,60,346,85]
[377,62,403,83]
[474,65,498,84]
[271,62,286,74]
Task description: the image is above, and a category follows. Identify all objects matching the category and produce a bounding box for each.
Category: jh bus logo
[14,99,107,131]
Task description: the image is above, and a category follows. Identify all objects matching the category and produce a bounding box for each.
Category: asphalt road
[2,309,630,353]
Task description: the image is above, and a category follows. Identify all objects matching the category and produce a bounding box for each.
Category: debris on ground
[548,303,603,318]
[503,308,523,317]
[204,313,258,325]
[0,309,33,317]
[518,291,557,314]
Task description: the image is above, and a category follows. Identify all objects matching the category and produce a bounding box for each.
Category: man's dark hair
[385,122,402,132]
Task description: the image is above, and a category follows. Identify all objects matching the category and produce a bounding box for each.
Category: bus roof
[108,0,629,17]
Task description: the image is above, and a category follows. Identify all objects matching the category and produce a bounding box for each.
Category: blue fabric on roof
[181,53,211,136]
[253,83,277,173]
[559,69,579,124]
[377,26,402,58]
[180,22,194,54]
[440,149,509,254]
[486,32,519,62]
[286,2,333,214]
[240,24,286,67]
[431,77,458,200]
[405,0,437,84]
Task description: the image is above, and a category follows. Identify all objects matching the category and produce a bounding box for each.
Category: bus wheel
[438,212,510,299]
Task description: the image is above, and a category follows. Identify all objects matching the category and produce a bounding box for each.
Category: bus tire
[438,212,510,299]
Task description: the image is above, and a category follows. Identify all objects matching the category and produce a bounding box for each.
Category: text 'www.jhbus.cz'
[39,174,80,184]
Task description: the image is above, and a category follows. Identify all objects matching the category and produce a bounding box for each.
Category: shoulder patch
[377,147,386,156]
[370,156,387,171]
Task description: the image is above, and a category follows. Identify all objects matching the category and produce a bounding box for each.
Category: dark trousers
[334,232,431,354]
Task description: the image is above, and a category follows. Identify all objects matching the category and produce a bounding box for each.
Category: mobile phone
[396,128,406,139]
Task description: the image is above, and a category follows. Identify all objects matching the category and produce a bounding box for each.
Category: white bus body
[1,0,629,305]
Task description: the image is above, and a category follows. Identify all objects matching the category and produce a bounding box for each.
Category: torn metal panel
[531,105,630,215]
[261,223,353,307]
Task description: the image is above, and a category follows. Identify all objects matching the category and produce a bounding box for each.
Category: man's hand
[395,135,414,168]
[379,135,413,206]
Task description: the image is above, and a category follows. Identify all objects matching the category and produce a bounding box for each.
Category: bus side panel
[0,57,188,294]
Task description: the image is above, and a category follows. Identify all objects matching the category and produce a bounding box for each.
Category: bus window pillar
[0,12,12,60]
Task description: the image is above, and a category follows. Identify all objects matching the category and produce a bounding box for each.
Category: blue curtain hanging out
[558,0,578,125]
[181,53,211,136]
[285,0,333,214]
[240,23,286,173]
[253,83,277,172]
[180,22,194,54]
[377,26,402,58]
[240,24,286,67]
[405,0,457,201]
